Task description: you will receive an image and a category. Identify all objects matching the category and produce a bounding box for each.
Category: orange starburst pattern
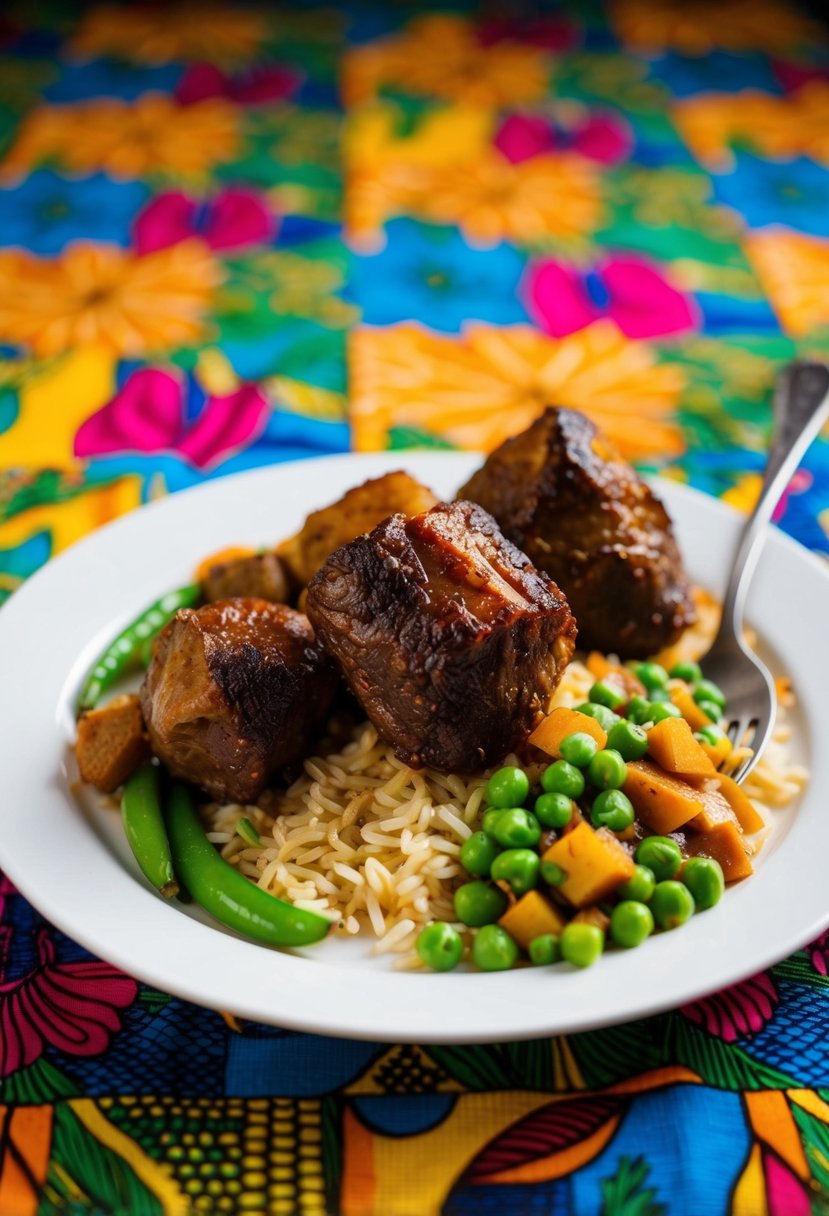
[0,241,222,358]
[343,15,551,108]
[744,230,829,337]
[611,0,819,55]
[349,321,685,461]
[673,82,829,169]
[0,96,240,183]
[70,3,266,65]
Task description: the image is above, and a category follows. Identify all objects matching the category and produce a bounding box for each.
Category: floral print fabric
[1,3,829,1214]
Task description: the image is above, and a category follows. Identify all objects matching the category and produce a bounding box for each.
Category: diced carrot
[499,890,567,949]
[715,773,766,834]
[670,687,716,732]
[541,822,634,908]
[684,822,754,881]
[529,706,607,758]
[586,652,645,698]
[194,545,256,584]
[647,717,717,778]
[686,782,741,834]
[623,760,706,834]
[697,732,733,766]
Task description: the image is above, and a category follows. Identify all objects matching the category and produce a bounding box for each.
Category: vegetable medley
[416,658,754,973]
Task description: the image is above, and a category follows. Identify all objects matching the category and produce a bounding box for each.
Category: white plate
[0,452,827,1043]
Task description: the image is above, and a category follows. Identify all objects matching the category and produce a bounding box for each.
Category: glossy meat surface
[306,500,577,772]
[459,407,695,656]
[278,470,438,586]
[201,552,292,604]
[141,598,337,801]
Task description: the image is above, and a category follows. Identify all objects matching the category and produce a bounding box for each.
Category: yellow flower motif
[744,231,829,338]
[0,96,240,184]
[673,83,829,169]
[343,15,551,108]
[349,321,685,461]
[0,241,221,358]
[71,3,266,64]
[611,0,819,55]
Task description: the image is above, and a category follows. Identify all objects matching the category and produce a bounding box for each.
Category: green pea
[540,859,567,887]
[534,791,574,829]
[591,789,634,833]
[482,809,504,838]
[681,857,724,910]
[617,864,656,903]
[696,699,722,723]
[670,660,702,682]
[588,679,627,710]
[560,922,604,968]
[541,760,585,800]
[635,836,682,881]
[575,702,621,731]
[692,679,727,710]
[587,749,628,791]
[416,922,463,971]
[648,701,683,724]
[472,924,520,971]
[489,808,542,849]
[491,848,540,896]
[606,720,648,761]
[485,765,530,809]
[529,934,560,965]
[610,900,654,948]
[626,695,652,725]
[651,880,695,929]
[454,881,508,927]
[460,831,499,877]
[695,724,727,747]
[634,662,669,692]
[559,731,600,768]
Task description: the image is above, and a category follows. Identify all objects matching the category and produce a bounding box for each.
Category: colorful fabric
[1,2,829,1213]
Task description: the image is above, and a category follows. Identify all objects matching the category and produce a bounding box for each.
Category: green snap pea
[485,766,530,808]
[454,881,508,927]
[560,731,600,767]
[460,831,499,877]
[473,924,520,971]
[635,836,682,881]
[617,864,656,903]
[560,923,604,968]
[669,661,702,682]
[651,880,695,930]
[78,583,201,712]
[610,900,654,948]
[681,857,725,910]
[590,789,634,833]
[541,760,585,799]
[606,720,648,761]
[416,922,463,971]
[529,934,560,965]
[165,782,330,947]
[236,817,260,847]
[575,702,622,731]
[588,679,627,710]
[122,764,179,899]
[491,848,539,896]
[534,791,574,829]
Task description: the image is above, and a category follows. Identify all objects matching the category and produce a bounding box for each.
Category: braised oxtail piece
[306,500,577,773]
[459,407,695,657]
[140,598,338,802]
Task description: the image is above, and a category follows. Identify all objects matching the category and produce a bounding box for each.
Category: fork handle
[721,361,829,631]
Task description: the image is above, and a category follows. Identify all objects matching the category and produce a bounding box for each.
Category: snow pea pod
[165,783,331,948]
[77,583,201,713]
[121,763,179,899]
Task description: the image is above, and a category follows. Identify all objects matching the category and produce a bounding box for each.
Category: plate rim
[1,449,828,1043]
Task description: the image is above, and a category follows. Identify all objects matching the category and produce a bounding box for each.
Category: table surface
[1,3,829,1214]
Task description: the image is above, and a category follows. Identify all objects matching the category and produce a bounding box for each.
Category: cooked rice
[205,646,807,958]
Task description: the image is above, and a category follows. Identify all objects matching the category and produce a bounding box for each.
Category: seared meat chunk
[202,552,292,605]
[141,598,337,802]
[76,693,151,793]
[279,470,438,587]
[459,407,695,657]
[306,501,577,773]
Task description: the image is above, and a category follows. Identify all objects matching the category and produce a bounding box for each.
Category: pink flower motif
[494,111,632,166]
[764,1152,811,1216]
[772,61,829,94]
[176,60,302,106]
[680,972,778,1042]
[526,255,696,340]
[772,468,812,523]
[74,367,270,471]
[477,16,579,52]
[809,928,829,976]
[134,188,276,254]
[0,930,136,1078]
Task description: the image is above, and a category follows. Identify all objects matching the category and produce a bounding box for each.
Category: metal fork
[699,360,829,783]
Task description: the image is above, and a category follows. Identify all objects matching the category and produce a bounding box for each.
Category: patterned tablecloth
[1,3,829,1214]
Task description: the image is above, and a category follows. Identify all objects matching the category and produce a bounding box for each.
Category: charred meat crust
[140,598,337,802]
[458,407,695,657]
[306,501,577,773]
